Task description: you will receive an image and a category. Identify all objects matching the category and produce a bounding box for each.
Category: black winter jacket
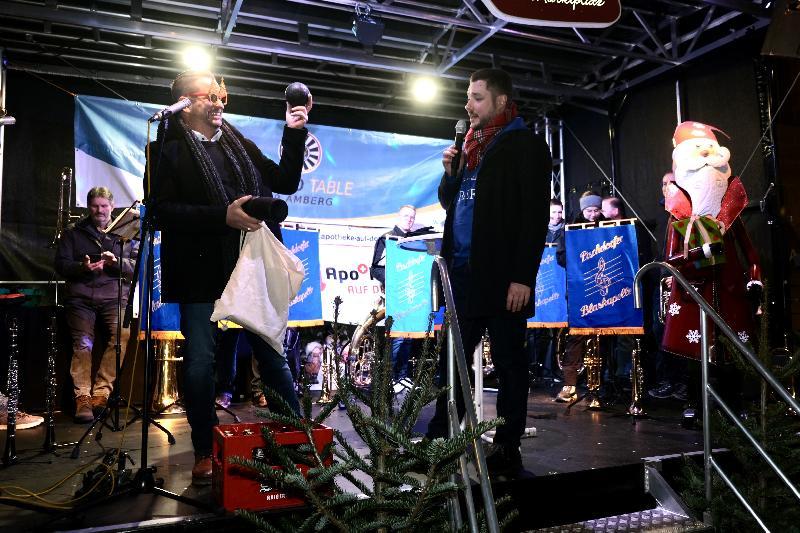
[54,217,137,301]
[146,121,307,303]
[438,125,551,318]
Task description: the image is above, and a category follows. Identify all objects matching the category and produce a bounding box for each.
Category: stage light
[412,77,438,103]
[182,46,212,71]
[352,3,384,46]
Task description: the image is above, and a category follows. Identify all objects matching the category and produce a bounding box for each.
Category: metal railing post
[635,262,800,531]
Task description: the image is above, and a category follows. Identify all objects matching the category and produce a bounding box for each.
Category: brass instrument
[628,338,646,417]
[152,338,185,414]
[317,343,336,404]
[49,167,80,248]
[584,334,603,410]
[481,331,494,377]
[348,306,385,388]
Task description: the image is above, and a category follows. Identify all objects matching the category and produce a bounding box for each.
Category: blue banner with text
[565,223,643,334]
[385,239,434,337]
[528,245,568,328]
[282,227,323,326]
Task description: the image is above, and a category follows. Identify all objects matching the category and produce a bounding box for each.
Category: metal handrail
[635,261,800,532]
[432,256,499,533]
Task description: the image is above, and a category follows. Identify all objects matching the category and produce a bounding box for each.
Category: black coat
[439,126,552,318]
[146,122,307,303]
[54,217,137,301]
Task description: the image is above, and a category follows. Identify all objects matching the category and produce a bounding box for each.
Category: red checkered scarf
[463,101,518,171]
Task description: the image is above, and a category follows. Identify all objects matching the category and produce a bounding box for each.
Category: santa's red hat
[672,121,728,148]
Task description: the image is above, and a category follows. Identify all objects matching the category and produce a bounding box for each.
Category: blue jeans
[391,337,413,380]
[65,296,128,399]
[180,303,301,456]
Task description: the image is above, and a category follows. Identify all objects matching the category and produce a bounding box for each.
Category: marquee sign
[481,0,621,28]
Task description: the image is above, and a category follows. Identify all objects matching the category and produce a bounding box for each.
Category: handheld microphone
[0,116,16,126]
[148,98,191,122]
[285,82,311,107]
[451,119,468,176]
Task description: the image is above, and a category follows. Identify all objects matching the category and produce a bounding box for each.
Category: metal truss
[0,0,774,119]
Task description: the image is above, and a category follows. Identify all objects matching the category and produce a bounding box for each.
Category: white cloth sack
[211,223,305,355]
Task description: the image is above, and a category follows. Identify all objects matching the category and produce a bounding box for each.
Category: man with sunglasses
[147,70,311,485]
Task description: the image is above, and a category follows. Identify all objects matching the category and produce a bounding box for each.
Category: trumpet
[481,331,494,377]
[317,343,336,404]
[584,334,603,410]
[628,338,646,417]
[49,167,80,247]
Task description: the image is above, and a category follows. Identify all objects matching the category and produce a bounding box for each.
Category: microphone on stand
[451,119,467,176]
[148,98,192,122]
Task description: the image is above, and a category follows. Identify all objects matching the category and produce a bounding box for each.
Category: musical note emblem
[594,257,613,297]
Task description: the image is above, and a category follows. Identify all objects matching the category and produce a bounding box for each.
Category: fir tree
[233,298,513,532]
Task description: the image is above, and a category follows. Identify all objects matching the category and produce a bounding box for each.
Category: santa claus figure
[661,121,761,362]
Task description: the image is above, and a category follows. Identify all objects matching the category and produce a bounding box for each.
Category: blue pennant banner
[282,227,323,326]
[528,245,568,328]
[385,238,435,337]
[565,222,643,334]
[137,206,183,339]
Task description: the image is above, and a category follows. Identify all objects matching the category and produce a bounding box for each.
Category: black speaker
[761,0,800,59]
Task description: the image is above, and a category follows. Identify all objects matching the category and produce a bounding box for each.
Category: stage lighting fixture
[412,77,438,103]
[182,46,212,71]
[352,3,384,46]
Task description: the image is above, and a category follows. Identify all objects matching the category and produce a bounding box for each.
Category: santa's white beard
[674,165,730,217]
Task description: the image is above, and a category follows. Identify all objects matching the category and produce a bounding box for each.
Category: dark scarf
[463,101,518,171]
[176,117,261,205]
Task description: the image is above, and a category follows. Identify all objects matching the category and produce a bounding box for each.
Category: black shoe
[483,443,523,478]
[648,381,674,399]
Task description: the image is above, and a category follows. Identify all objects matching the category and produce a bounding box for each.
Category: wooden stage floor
[0,381,702,532]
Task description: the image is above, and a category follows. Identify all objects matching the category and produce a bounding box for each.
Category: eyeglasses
[185,91,228,105]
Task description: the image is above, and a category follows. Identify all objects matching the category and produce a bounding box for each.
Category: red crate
[212,421,333,512]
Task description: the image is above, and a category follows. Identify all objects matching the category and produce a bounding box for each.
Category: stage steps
[530,508,708,532]
[527,464,710,532]
[485,452,712,532]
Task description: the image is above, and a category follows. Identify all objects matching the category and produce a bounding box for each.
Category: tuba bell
[348,305,385,388]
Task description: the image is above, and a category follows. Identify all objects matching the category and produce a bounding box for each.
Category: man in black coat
[425,68,552,476]
[146,70,310,485]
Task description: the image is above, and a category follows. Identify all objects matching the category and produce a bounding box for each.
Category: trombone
[49,167,80,247]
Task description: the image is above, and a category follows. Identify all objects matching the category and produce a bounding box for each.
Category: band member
[146,70,309,485]
[55,186,137,423]
[425,68,551,477]
[370,204,417,381]
[555,191,604,402]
